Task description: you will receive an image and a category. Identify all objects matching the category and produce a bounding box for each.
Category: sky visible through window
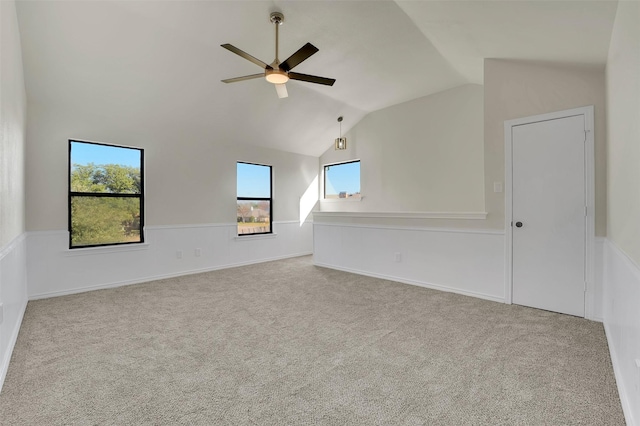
[325,161,360,196]
[237,163,270,197]
[71,142,140,167]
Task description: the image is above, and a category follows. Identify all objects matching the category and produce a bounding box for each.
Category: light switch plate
[493,182,503,193]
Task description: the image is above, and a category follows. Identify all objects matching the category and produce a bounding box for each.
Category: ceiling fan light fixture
[220,11,335,98]
[265,69,289,84]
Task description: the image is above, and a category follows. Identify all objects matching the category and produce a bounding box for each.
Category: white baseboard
[314,261,505,303]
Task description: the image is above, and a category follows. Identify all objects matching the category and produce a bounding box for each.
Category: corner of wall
[0,234,29,393]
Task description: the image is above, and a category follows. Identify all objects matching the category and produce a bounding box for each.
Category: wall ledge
[313,211,488,220]
[313,222,503,235]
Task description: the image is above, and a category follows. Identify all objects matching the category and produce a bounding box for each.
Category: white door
[511,114,586,317]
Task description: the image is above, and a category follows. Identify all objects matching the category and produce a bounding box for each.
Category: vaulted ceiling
[15,1,618,157]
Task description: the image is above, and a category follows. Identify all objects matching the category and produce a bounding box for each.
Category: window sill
[234,233,278,241]
[321,196,363,203]
[65,242,150,256]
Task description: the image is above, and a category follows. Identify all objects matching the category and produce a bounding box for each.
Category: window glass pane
[237,163,271,198]
[325,161,360,199]
[71,142,141,194]
[237,200,271,235]
[71,196,141,247]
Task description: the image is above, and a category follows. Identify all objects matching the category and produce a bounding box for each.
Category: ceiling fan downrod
[270,12,284,67]
[266,12,288,84]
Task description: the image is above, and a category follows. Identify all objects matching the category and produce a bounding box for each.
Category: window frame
[236,161,273,236]
[68,139,145,249]
[323,159,361,200]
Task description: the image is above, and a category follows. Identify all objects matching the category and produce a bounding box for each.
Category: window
[324,160,361,199]
[69,140,144,248]
[237,162,272,235]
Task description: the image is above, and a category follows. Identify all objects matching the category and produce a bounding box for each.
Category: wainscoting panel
[0,234,28,392]
[603,239,640,426]
[313,223,506,303]
[27,221,313,300]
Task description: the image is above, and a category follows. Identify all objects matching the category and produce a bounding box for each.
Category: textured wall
[0,0,26,247]
[319,84,485,221]
[25,101,319,231]
[484,59,607,234]
[606,1,640,265]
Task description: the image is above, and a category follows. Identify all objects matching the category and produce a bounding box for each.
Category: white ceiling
[15,1,618,157]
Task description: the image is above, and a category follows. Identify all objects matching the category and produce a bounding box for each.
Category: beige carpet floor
[0,256,625,425]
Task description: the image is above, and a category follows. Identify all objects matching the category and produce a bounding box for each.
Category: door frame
[504,106,595,318]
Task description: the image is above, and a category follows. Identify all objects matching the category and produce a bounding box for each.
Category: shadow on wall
[300,175,319,226]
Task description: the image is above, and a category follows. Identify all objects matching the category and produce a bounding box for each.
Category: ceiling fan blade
[221,44,272,70]
[221,74,264,83]
[275,83,288,99]
[280,43,319,72]
[288,72,336,86]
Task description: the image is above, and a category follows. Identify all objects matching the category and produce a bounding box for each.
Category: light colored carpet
[0,256,625,425]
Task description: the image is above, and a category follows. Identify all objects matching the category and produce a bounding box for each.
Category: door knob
[515,222,523,228]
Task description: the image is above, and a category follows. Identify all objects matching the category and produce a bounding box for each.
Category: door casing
[504,106,595,319]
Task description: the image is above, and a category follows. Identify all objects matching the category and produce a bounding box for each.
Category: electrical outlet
[176,250,183,259]
[195,248,201,257]
[394,252,402,263]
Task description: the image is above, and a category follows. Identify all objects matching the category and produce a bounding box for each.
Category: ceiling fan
[221,12,336,99]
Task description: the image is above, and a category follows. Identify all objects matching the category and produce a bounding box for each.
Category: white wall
[319,84,485,224]
[24,89,318,298]
[0,0,28,392]
[27,221,312,300]
[603,240,640,425]
[314,220,504,303]
[604,1,640,424]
